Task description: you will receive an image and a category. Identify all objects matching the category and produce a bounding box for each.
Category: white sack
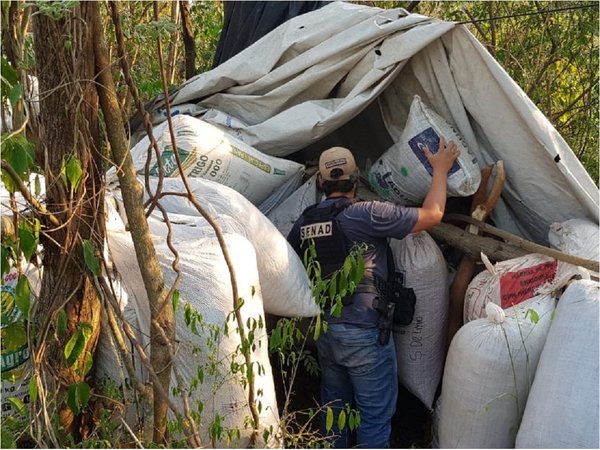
[126,177,319,317]
[111,114,304,206]
[548,219,600,263]
[266,173,320,237]
[257,171,304,216]
[368,95,480,205]
[463,252,588,323]
[390,231,448,410]
[101,209,280,447]
[436,299,555,448]
[516,280,599,449]
[1,269,32,418]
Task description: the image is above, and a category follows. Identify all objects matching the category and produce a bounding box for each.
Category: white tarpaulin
[142,1,598,245]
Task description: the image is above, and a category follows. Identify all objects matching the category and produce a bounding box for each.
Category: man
[287,137,459,448]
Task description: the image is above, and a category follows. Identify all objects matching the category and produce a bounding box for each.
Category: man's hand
[411,136,461,233]
[423,136,460,174]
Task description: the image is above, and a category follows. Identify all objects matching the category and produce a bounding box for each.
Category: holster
[372,297,395,346]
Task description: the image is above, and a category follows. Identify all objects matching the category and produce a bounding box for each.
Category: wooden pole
[434,216,599,273]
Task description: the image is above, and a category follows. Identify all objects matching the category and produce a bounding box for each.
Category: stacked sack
[548,218,599,262]
[369,95,480,205]
[1,270,33,419]
[98,199,281,447]
[516,279,599,448]
[463,252,589,322]
[112,177,319,318]
[389,231,448,410]
[108,114,304,214]
[435,298,555,448]
[267,173,320,238]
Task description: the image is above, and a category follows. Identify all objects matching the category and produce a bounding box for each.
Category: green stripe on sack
[1,345,30,373]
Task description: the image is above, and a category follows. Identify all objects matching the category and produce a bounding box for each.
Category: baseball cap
[318,147,358,181]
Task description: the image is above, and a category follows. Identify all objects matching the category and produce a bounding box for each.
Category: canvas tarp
[142,1,598,245]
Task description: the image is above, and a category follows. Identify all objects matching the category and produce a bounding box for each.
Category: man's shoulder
[347,199,399,214]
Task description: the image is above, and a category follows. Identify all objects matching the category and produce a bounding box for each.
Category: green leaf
[313,314,321,341]
[82,240,100,276]
[67,382,90,415]
[357,255,365,280]
[18,222,37,261]
[330,300,343,318]
[28,377,38,405]
[7,397,26,415]
[15,275,30,316]
[325,407,334,432]
[8,85,22,108]
[63,155,82,191]
[172,289,180,312]
[34,174,41,196]
[1,57,19,87]
[262,428,271,444]
[338,271,347,296]
[338,409,346,431]
[56,309,67,337]
[526,308,540,324]
[269,327,281,351]
[342,258,352,278]
[78,382,90,407]
[64,324,92,367]
[1,134,35,191]
[83,351,93,376]
[80,323,93,341]
[184,303,192,326]
[1,245,10,277]
[328,272,337,302]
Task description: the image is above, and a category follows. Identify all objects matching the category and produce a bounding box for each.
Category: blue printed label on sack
[408,127,460,176]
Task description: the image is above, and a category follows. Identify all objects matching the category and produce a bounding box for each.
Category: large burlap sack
[390,231,448,410]
[435,298,555,448]
[548,218,599,263]
[368,95,480,205]
[463,252,588,323]
[111,178,319,317]
[100,208,280,447]
[516,280,599,449]
[108,114,304,206]
[266,173,320,237]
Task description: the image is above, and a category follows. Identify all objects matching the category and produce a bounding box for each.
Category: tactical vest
[294,198,416,325]
[297,197,355,279]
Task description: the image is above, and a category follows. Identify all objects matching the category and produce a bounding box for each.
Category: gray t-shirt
[288,198,418,327]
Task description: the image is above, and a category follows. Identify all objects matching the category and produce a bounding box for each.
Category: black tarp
[212,1,331,67]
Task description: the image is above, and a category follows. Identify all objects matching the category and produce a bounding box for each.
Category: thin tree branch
[0,160,61,228]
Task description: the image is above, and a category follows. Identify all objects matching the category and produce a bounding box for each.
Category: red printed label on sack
[499,260,558,309]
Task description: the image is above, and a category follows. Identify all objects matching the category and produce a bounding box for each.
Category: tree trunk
[94,2,175,444]
[167,1,180,84]
[31,1,103,440]
[180,0,196,80]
